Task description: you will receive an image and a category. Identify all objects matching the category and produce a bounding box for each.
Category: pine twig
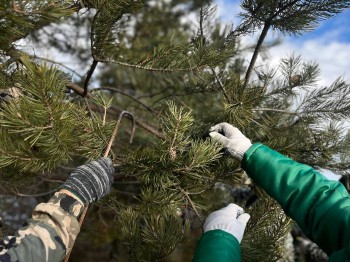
[64,111,136,262]
[210,68,230,103]
[243,0,302,88]
[66,82,89,97]
[14,189,58,197]
[110,105,165,139]
[67,83,156,114]
[169,118,181,160]
[104,111,136,154]
[251,107,298,115]
[30,55,84,79]
[91,87,156,114]
[243,22,270,88]
[84,97,93,117]
[83,59,98,97]
[178,186,204,225]
[95,56,201,72]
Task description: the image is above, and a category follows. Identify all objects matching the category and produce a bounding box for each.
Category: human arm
[193,204,250,262]
[0,157,114,262]
[242,144,350,260]
[210,123,350,260]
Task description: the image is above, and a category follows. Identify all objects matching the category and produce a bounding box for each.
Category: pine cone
[290,75,302,88]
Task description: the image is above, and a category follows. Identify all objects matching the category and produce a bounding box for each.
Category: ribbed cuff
[60,185,88,205]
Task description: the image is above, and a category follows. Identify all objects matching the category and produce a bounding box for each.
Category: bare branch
[91,86,156,114]
[66,82,90,97]
[83,59,98,97]
[11,188,57,198]
[243,22,270,88]
[252,107,297,115]
[178,186,204,225]
[110,105,165,139]
[30,55,84,79]
[95,56,202,72]
[210,68,230,102]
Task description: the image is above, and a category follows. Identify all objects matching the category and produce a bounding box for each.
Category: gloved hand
[61,157,115,205]
[209,122,252,161]
[204,203,250,243]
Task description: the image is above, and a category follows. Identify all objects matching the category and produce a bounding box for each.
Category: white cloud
[214,0,350,87]
[261,38,350,86]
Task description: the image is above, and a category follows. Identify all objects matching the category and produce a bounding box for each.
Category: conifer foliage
[1,0,350,261]
[0,56,115,174]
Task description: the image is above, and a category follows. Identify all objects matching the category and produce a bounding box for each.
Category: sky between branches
[215,0,350,86]
[18,0,350,87]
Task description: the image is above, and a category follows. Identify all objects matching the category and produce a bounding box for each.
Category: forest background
[1,0,350,261]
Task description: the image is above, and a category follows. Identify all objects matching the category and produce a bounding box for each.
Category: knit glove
[61,157,115,205]
[209,122,252,161]
[204,203,250,243]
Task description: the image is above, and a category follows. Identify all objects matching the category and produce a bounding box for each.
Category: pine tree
[1,0,350,261]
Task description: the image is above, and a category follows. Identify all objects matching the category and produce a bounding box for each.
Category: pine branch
[298,78,350,119]
[0,57,115,172]
[178,186,204,225]
[91,87,156,113]
[243,22,270,88]
[252,107,297,115]
[240,0,350,35]
[237,0,350,89]
[10,188,57,198]
[109,105,165,139]
[83,59,98,96]
[211,68,230,102]
[0,1,77,50]
[30,55,84,79]
[66,82,89,97]
[241,189,293,262]
[95,56,203,72]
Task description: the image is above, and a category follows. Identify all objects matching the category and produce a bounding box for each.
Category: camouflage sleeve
[0,192,84,262]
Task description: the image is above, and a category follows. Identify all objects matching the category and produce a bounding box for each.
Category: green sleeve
[242,143,350,259]
[193,230,241,262]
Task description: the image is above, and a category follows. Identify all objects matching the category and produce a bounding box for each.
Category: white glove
[209,122,252,161]
[204,203,250,243]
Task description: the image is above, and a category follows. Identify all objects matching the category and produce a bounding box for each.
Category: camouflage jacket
[0,192,84,262]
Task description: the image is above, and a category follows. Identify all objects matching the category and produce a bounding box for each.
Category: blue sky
[215,0,350,85]
[290,8,350,44]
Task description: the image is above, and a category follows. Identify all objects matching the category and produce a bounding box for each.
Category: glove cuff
[59,185,88,205]
[230,140,252,161]
[61,157,115,205]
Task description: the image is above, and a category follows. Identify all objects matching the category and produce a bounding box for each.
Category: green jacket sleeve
[242,143,350,261]
[0,192,84,262]
[193,230,241,262]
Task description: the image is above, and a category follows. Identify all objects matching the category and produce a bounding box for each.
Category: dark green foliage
[239,0,350,35]
[0,56,115,173]
[0,0,75,52]
[1,0,350,261]
[241,189,292,262]
[118,205,190,261]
